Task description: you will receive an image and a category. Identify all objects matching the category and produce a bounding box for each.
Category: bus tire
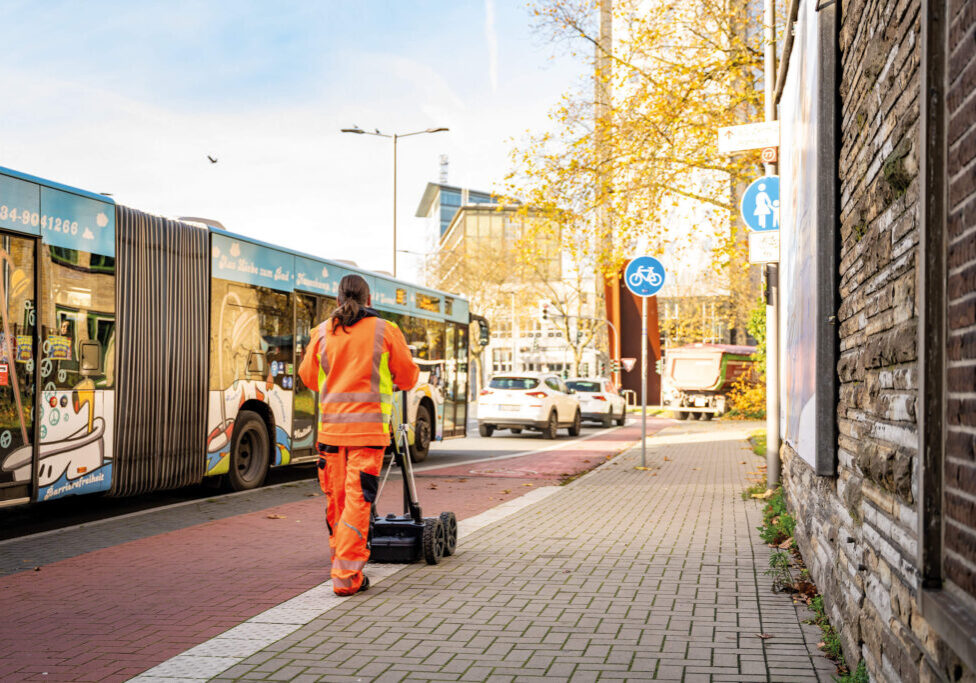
[701,412,714,421]
[228,410,270,491]
[675,411,689,420]
[410,405,432,463]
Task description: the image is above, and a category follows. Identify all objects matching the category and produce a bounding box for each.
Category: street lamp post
[340,126,449,278]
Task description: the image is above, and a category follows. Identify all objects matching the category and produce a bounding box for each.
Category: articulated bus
[0,167,478,506]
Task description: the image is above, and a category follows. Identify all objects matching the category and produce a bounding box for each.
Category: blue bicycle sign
[624,256,666,297]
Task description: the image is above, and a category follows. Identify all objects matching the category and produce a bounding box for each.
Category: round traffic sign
[624,256,666,297]
[740,175,780,231]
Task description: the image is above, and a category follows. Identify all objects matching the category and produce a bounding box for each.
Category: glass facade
[427,186,494,238]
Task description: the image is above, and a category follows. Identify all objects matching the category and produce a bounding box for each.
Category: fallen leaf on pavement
[778,537,794,549]
[582,459,590,463]
[635,466,653,471]
[266,514,286,519]
[502,489,511,494]
[739,461,747,464]
[523,483,533,487]
[755,633,774,639]
[663,456,670,461]
[428,483,438,489]
[692,467,701,471]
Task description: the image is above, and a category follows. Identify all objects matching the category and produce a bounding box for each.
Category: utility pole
[595,0,619,386]
[764,0,780,490]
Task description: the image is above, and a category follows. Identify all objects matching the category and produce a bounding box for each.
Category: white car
[477,373,581,439]
[566,377,627,427]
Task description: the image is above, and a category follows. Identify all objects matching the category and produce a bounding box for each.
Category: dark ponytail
[330,274,370,334]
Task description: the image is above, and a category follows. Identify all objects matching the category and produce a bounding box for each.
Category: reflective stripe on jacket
[298,313,419,447]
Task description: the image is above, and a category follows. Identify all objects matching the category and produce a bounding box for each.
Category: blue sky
[0,1,582,280]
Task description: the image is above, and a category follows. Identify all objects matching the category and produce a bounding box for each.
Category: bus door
[442,324,457,436]
[293,293,337,456]
[293,293,320,454]
[0,233,37,506]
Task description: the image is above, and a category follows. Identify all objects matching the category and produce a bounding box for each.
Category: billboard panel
[779,0,819,468]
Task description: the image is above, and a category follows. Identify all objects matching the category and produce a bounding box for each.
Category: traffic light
[478,320,490,346]
[541,302,549,320]
[610,359,621,373]
[655,358,664,375]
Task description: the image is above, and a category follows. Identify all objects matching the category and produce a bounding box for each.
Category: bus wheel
[228,411,270,491]
[410,405,432,463]
[675,411,689,420]
[701,412,714,421]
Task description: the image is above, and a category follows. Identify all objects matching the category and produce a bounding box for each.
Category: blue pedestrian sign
[740,175,780,232]
[624,256,666,297]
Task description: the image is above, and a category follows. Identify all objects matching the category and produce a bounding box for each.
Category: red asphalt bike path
[0,419,671,682]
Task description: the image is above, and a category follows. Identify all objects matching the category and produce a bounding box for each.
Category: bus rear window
[489,377,540,390]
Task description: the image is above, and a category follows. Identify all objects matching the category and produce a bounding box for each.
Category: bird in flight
[207,155,218,164]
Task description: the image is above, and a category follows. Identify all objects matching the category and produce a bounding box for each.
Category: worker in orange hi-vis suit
[298,274,419,595]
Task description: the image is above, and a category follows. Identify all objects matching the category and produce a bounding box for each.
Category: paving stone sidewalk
[207,423,836,682]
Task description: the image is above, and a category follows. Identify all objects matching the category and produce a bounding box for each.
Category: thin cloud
[484,0,499,93]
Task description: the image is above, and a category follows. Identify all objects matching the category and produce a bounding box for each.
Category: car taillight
[593,395,607,401]
[526,391,547,398]
[480,389,493,396]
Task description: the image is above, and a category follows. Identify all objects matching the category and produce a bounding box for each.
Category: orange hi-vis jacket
[298,311,419,448]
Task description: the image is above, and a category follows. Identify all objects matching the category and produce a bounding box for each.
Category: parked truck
[660,343,757,420]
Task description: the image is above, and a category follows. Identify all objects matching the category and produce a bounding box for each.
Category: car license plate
[501,404,520,411]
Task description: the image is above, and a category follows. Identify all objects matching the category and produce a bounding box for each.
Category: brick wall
[944,0,976,605]
[781,0,975,680]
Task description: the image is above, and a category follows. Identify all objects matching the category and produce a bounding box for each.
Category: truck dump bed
[665,343,757,393]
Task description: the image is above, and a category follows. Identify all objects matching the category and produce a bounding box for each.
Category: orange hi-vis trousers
[316,444,382,595]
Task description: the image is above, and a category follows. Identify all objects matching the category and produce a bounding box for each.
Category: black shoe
[357,575,370,593]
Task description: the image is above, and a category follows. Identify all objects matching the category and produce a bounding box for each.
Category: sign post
[623,256,666,467]
[740,175,781,493]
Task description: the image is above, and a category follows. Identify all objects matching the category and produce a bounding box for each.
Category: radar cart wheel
[422,517,446,564]
[439,511,458,556]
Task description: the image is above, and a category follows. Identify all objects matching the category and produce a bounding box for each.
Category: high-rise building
[417,183,604,393]
[414,182,494,239]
